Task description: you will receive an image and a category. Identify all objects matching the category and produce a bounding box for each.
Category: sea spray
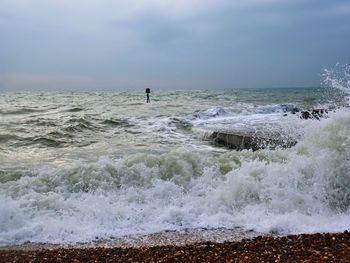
[323,63,350,92]
[1,112,350,245]
[322,63,350,107]
[0,83,349,245]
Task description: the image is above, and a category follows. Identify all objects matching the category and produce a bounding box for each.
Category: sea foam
[0,109,349,245]
[1,67,349,245]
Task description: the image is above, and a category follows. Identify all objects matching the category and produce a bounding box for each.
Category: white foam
[195,106,228,119]
[323,63,350,106]
[257,103,299,114]
[1,109,349,245]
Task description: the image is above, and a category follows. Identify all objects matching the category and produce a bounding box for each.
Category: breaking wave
[1,71,350,246]
[194,107,228,119]
[0,110,349,245]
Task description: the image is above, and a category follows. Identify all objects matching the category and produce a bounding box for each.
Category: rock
[300,109,328,120]
[301,111,311,119]
[1,232,350,262]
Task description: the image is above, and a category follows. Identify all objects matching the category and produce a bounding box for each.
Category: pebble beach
[1,232,349,262]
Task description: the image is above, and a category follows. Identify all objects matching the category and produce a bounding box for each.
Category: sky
[0,0,349,90]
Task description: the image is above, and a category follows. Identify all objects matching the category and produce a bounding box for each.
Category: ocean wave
[0,108,46,115]
[23,118,59,127]
[194,106,228,119]
[0,134,22,143]
[62,118,98,132]
[0,111,349,245]
[1,85,349,246]
[257,103,300,114]
[31,137,66,147]
[66,107,84,112]
[169,118,193,131]
[101,118,134,127]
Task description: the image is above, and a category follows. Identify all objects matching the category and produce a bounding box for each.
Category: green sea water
[0,86,349,245]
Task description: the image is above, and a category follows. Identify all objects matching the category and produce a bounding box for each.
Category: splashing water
[323,63,350,97]
[0,83,349,245]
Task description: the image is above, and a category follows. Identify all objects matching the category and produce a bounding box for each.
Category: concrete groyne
[196,127,297,151]
[208,130,297,151]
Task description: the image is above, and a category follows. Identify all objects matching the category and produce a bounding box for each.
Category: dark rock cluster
[1,232,349,263]
[300,109,328,120]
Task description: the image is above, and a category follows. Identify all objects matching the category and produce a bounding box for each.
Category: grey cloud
[0,0,349,90]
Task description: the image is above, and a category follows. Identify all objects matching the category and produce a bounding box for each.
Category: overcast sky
[0,0,349,90]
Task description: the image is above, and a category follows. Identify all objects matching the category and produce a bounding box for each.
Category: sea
[1,67,350,246]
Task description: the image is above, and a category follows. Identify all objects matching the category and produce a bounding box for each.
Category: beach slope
[0,232,349,262]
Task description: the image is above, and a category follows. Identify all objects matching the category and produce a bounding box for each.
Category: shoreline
[0,231,349,262]
[0,228,268,251]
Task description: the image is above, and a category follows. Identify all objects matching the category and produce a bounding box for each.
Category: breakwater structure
[196,126,297,151]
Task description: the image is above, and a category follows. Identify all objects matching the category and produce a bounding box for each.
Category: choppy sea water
[1,70,350,245]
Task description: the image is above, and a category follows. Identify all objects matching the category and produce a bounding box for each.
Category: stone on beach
[0,232,349,262]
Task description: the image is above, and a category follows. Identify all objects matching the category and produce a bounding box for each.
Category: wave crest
[195,107,228,119]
